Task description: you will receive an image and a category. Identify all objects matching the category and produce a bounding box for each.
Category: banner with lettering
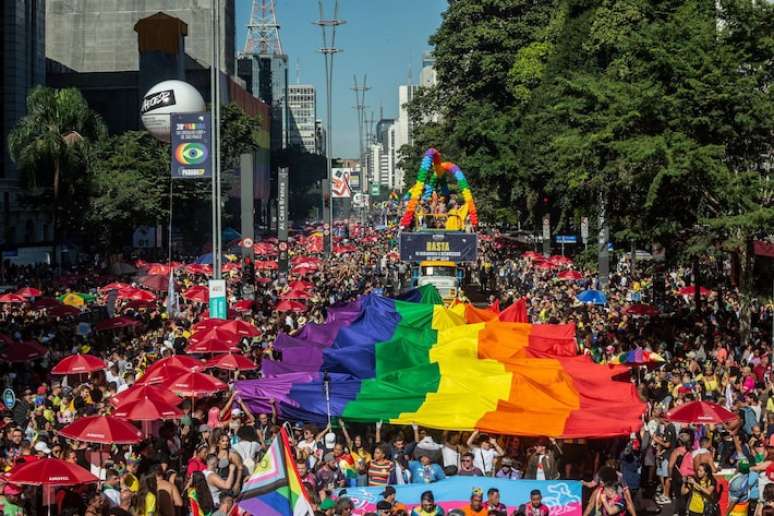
[343,478,582,515]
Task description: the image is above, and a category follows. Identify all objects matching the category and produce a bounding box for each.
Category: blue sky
[235,0,448,158]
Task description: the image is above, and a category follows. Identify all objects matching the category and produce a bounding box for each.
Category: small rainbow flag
[237,428,314,515]
[338,454,359,480]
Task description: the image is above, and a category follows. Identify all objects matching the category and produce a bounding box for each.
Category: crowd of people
[0,224,772,516]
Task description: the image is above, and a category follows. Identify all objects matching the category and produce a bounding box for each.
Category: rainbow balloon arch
[399,148,478,229]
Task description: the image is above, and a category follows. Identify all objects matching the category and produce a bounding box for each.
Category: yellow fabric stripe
[390,323,513,430]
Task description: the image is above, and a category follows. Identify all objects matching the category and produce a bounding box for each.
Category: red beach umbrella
[136,364,189,386]
[667,401,737,424]
[113,397,184,421]
[233,299,253,312]
[164,372,227,397]
[99,282,131,293]
[16,287,42,298]
[275,300,306,313]
[109,383,182,408]
[205,353,257,371]
[0,340,47,363]
[116,287,156,302]
[51,354,107,375]
[192,319,260,338]
[182,285,209,303]
[9,457,98,486]
[557,270,583,281]
[58,415,143,444]
[0,293,26,303]
[281,289,311,300]
[624,303,659,317]
[288,280,313,291]
[188,327,241,346]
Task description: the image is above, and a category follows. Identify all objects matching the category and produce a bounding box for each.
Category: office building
[46,0,235,76]
[315,119,326,156]
[419,51,437,88]
[1,0,46,247]
[287,84,317,153]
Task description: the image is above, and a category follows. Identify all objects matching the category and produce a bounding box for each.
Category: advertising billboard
[170,112,211,179]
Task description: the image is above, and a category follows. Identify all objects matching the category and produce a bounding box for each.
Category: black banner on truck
[399,232,478,262]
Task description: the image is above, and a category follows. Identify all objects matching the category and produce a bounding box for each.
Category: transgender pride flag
[237,429,314,516]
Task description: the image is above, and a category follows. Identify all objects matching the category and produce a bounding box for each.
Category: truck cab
[412,260,464,301]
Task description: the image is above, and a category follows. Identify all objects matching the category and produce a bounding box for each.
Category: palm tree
[8,86,106,267]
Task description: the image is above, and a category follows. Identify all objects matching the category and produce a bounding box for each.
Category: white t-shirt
[471,446,498,475]
[535,453,547,480]
[442,444,460,468]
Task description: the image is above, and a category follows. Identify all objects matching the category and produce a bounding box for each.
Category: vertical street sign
[208,279,226,319]
[278,167,289,274]
[170,112,212,179]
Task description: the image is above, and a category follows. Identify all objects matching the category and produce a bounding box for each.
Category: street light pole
[211,0,220,280]
[315,1,344,256]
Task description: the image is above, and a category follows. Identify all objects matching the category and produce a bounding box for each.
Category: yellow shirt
[145,492,156,515]
[688,478,712,514]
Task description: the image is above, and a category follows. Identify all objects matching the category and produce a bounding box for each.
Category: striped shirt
[367,459,394,486]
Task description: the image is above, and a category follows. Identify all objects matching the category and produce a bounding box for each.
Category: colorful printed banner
[343,477,582,515]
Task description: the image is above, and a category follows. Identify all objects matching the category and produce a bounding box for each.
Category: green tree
[403,0,559,223]
[8,86,107,262]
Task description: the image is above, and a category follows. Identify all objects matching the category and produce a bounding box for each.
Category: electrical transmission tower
[244,0,283,56]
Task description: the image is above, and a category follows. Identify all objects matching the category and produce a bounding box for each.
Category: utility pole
[315,0,345,256]
[352,75,369,189]
[211,0,222,281]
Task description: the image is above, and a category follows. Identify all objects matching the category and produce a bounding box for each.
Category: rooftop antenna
[295,57,301,84]
[243,0,284,56]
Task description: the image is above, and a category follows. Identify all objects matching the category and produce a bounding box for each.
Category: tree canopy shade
[406,0,772,341]
[8,86,107,262]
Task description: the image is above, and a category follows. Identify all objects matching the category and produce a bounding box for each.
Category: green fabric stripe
[341,302,442,421]
[416,284,444,305]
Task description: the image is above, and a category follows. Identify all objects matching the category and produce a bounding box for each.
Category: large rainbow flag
[238,287,644,437]
[237,428,314,516]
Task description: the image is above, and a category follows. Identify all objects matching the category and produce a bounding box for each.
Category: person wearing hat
[33,440,51,457]
[316,452,346,491]
[462,487,487,516]
[410,490,443,516]
[408,451,445,484]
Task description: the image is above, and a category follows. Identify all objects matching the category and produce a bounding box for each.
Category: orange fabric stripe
[476,323,576,435]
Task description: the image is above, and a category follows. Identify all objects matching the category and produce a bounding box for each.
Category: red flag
[489,299,500,313]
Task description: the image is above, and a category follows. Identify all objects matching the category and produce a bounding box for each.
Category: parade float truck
[398,148,479,302]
